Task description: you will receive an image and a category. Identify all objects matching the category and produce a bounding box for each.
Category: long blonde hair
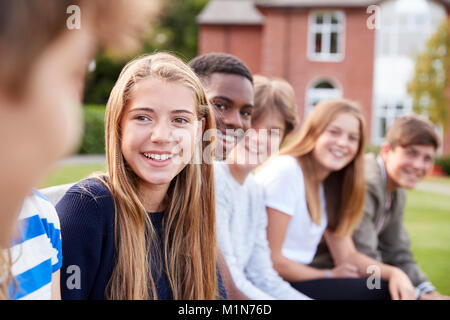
[280,99,366,236]
[0,250,14,299]
[102,52,217,299]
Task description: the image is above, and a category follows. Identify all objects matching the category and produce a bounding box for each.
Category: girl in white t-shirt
[256,99,416,300]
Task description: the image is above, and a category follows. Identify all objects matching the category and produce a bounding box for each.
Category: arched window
[306,79,342,115]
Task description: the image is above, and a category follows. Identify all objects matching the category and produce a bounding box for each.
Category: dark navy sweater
[56,177,227,300]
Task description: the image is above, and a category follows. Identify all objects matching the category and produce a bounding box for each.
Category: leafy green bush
[83,53,126,105]
[435,156,450,175]
[78,105,106,154]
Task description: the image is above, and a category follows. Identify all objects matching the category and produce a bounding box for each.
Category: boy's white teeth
[144,153,173,161]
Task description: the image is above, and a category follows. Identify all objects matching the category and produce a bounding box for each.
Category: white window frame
[305,79,342,117]
[372,97,413,145]
[307,10,346,62]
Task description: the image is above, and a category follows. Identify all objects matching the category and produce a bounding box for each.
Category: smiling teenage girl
[256,99,416,300]
[56,53,225,300]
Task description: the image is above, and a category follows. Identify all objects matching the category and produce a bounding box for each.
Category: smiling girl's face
[312,111,361,179]
[120,77,204,189]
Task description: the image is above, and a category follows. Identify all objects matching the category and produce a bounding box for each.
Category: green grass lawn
[404,189,450,295]
[423,176,450,187]
[40,163,106,188]
[41,163,450,296]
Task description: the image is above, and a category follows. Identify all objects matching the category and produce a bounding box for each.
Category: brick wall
[198,4,450,155]
[258,7,375,138]
[198,25,262,74]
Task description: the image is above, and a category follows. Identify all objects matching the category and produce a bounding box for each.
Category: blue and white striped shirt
[8,190,62,300]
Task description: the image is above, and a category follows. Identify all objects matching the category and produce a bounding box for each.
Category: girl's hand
[388,268,415,300]
[330,263,360,278]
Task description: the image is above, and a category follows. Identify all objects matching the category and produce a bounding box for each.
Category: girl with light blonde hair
[56,52,226,300]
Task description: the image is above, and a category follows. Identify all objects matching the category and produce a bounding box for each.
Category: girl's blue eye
[174,118,188,124]
[329,129,339,135]
[136,115,150,121]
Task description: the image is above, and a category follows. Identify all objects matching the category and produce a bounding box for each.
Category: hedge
[435,156,450,176]
[78,105,106,154]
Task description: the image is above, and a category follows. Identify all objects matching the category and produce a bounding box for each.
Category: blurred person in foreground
[0,0,159,299]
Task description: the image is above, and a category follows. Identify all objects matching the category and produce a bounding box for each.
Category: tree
[142,0,209,61]
[83,53,128,105]
[83,0,209,105]
[408,18,450,131]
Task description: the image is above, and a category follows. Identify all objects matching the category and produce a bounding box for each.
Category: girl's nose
[336,134,350,147]
[150,121,172,143]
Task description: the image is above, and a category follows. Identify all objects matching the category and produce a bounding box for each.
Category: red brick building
[197,0,450,155]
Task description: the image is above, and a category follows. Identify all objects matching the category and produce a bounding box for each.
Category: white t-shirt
[255,155,327,265]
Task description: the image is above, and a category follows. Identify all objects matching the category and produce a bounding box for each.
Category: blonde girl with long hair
[255,99,415,300]
[56,52,225,300]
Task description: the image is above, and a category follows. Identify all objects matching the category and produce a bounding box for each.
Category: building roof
[254,0,382,8]
[197,0,264,25]
[197,0,449,25]
[255,0,450,8]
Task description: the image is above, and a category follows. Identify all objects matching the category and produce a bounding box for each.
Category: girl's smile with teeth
[330,149,345,158]
[143,152,175,161]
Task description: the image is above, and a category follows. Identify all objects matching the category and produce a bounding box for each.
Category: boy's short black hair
[188,52,253,84]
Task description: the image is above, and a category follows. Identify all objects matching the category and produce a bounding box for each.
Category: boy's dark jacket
[310,153,429,287]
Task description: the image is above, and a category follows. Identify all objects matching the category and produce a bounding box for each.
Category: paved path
[56,154,106,166]
[415,181,450,196]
